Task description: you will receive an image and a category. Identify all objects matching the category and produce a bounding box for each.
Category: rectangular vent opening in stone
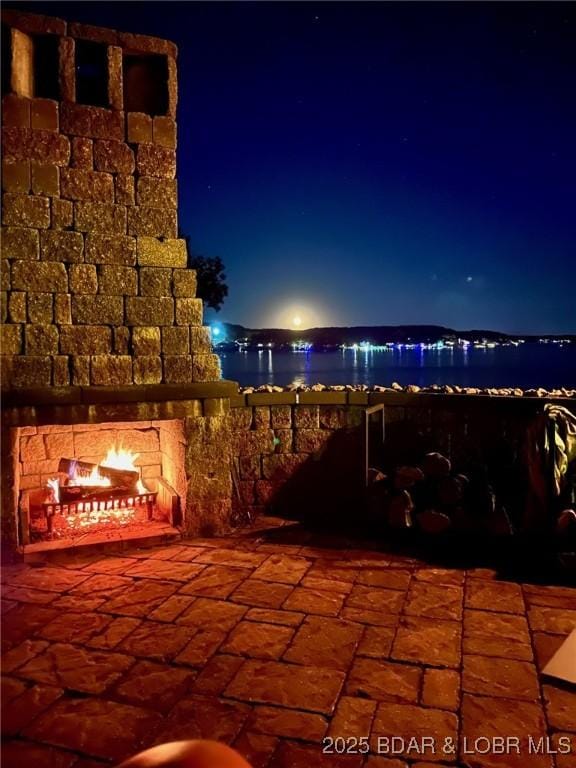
[33,33,60,100]
[123,53,168,115]
[75,39,109,108]
[16,419,186,545]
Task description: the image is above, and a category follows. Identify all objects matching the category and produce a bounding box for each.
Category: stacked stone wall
[1,10,220,388]
[227,391,575,523]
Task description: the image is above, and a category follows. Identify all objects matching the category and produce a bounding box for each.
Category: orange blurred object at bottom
[117,740,253,768]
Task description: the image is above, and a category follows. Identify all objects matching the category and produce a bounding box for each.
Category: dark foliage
[182,235,228,312]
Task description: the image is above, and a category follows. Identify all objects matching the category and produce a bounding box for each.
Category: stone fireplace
[16,419,186,545]
[0,10,238,553]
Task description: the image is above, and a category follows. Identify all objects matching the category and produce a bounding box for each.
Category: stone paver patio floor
[2,516,575,768]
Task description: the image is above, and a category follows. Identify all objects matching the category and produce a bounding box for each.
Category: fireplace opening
[15,419,187,546]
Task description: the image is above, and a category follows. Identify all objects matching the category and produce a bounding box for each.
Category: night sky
[14,2,576,333]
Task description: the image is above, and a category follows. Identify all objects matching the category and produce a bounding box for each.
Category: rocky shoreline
[239,382,576,398]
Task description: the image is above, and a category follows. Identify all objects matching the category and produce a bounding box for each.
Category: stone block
[97,108,128,143]
[114,326,130,354]
[59,37,75,103]
[136,144,176,179]
[12,261,67,292]
[293,406,320,429]
[249,392,299,406]
[1,227,39,260]
[8,292,27,322]
[161,326,189,355]
[54,294,72,324]
[71,137,93,169]
[68,23,119,45]
[2,127,70,166]
[254,406,271,429]
[74,202,127,234]
[163,355,193,384]
[239,456,261,480]
[31,164,59,196]
[271,405,292,429]
[2,95,30,128]
[61,168,114,202]
[53,355,70,386]
[9,29,33,98]
[69,264,98,294]
[2,193,50,228]
[31,99,58,132]
[133,356,163,385]
[94,140,135,174]
[229,407,254,430]
[25,324,59,355]
[98,265,138,295]
[255,480,275,505]
[175,298,202,326]
[190,326,212,353]
[108,47,123,111]
[136,177,177,208]
[71,355,90,385]
[90,355,133,385]
[274,429,293,453]
[51,198,73,229]
[137,237,187,267]
[262,454,307,480]
[238,480,256,505]
[2,161,30,193]
[294,429,332,454]
[2,9,66,35]
[140,267,172,296]
[60,103,124,140]
[192,353,221,382]
[319,407,349,429]
[0,292,5,323]
[127,112,153,144]
[167,57,178,117]
[118,30,178,58]
[1,260,10,292]
[11,356,52,387]
[26,292,53,323]
[40,231,84,263]
[203,398,229,417]
[85,234,136,265]
[115,175,135,205]
[72,295,124,324]
[125,297,174,326]
[172,269,197,297]
[60,325,112,355]
[127,206,177,238]
[153,116,177,149]
[1,324,22,354]
[132,327,161,355]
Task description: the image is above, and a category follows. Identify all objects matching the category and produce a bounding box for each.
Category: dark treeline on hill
[220,324,575,346]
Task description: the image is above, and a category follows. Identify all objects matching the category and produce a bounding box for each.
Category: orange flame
[46,447,147,497]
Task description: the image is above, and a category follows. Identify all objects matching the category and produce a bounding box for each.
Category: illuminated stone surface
[0,515,574,767]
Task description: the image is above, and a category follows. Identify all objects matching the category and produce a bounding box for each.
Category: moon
[292,316,302,327]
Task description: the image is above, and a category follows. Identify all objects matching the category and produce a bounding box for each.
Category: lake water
[218,345,576,389]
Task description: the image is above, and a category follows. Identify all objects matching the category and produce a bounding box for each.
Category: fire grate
[43,491,157,532]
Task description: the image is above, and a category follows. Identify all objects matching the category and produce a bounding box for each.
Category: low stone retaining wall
[228,390,575,528]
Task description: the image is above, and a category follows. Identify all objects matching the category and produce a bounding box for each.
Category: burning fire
[47,447,147,504]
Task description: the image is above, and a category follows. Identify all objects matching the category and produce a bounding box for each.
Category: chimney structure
[1,9,222,389]
[1,11,238,553]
